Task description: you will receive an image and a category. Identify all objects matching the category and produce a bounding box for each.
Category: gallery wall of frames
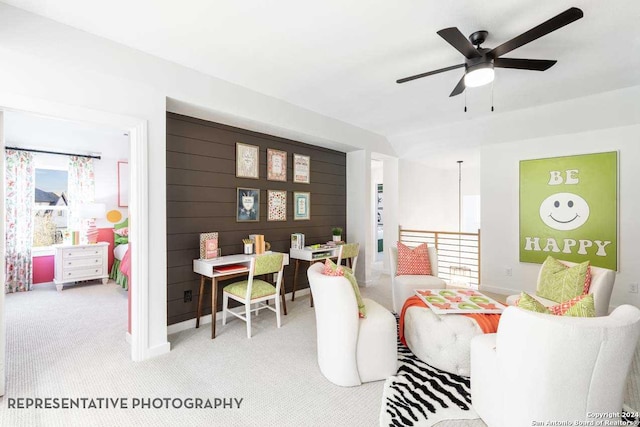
[166,112,347,325]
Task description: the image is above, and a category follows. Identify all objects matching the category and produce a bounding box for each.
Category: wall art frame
[237,187,260,222]
[236,142,259,179]
[293,191,310,221]
[267,190,287,221]
[293,153,310,184]
[267,148,287,181]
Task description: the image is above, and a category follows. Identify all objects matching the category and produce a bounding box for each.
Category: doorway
[0,101,148,396]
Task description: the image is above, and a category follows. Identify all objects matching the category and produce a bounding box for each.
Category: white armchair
[307,262,397,387]
[506,260,616,316]
[390,246,446,313]
[471,305,640,427]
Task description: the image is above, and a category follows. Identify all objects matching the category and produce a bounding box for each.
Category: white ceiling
[4,0,640,165]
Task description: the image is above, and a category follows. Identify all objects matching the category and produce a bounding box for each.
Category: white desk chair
[222,253,284,338]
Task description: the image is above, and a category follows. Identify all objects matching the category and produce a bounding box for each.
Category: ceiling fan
[396,7,584,97]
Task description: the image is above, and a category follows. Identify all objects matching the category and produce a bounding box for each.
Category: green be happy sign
[519,151,618,270]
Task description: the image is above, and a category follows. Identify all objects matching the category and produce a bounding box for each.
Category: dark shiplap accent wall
[166,113,347,325]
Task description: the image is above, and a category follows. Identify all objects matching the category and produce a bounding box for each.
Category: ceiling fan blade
[494,58,557,71]
[488,7,583,58]
[449,75,466,97]
[396,63,464,84]
[437,27,482,59]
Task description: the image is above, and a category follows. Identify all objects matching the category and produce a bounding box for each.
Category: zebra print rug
[380,320,484,427]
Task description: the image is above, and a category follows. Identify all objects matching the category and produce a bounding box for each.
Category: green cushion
[516,292,551,314]
[340,243,359,259]
[343,270,366,318]
[253,253,283,276]
[537,256,589,303]
[114,218,129,244]
[224,279,276,299]
[562,294,596,317]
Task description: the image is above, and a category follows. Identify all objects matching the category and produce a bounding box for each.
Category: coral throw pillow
[396,242,432,276]
[323,258,344,276]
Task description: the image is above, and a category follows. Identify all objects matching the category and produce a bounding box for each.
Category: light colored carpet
[0,280,383,426]
[1,275,638,426]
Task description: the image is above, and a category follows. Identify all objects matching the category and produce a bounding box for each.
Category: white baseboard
[167,288,311,335]
[145,341,171,359]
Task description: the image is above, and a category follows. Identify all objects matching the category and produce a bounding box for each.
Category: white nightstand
[53,242,110,291]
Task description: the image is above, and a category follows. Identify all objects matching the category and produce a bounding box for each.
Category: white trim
[125,332,132,344]
[167,288,311,335]
[0,111,5,396]
[129,120,152,362]
[146,341,171,359]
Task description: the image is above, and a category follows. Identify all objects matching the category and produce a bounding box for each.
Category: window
[33,168,69,247]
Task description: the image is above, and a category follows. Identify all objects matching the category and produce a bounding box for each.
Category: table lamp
[79,203,106,244]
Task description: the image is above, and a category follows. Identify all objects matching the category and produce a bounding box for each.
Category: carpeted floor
[0,274,638,426]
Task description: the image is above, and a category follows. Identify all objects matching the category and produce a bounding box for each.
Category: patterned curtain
[5,150,35,293]
[67,156,95,232]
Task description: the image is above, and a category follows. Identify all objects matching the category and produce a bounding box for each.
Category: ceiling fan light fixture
[464,63,495,88]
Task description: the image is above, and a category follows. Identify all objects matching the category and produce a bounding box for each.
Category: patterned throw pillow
[583,267,592,294]
[516,292,551,314]
[549,294,590,316]
[396,242,432,276]
[537,256,590,303]
[323,258,344,276]
[561,294,595,317]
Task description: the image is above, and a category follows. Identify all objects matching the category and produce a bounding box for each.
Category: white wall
[481,124,640,309]
[398,159,480,232]
[347,150,372,283]
[0,4,395,358]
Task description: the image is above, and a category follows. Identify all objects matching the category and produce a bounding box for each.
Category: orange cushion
[396,242,432,276]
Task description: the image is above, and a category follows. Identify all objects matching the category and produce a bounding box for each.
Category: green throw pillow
[562,294,596,317]
[516,292,551,314]
[537,256,589,303]
[343,270,367,319]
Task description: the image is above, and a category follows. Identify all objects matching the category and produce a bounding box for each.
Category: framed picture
[267,190,287,221]
[293,192,310,220]
[237,187,260,222]
[267,149,287,181]
[117,161,129,207]
[236,142,259,179]
[293,154,310,184]
[199,232,219,259]
[519,151,618,270]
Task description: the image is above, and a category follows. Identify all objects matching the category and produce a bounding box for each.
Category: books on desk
[214,264,248,274]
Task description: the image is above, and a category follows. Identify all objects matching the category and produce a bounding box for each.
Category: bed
[109,218,129,289]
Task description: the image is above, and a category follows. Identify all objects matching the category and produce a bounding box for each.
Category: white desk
[193,252,289,339]
[289,246,340,305]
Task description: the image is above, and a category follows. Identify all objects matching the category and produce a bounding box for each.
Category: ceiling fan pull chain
[464,90,467,113]
[491,79,495,112]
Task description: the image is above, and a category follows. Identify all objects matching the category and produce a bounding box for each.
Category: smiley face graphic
[539,192,590,231]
